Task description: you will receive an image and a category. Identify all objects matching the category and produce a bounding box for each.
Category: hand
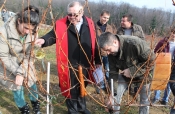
[15,75,24,86]
[35,39,45,47]
[120,68,131,78]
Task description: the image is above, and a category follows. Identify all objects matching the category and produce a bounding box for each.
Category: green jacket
[117,23,145,40]
[109,35,155,82]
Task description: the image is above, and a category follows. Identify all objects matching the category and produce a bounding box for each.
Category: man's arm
[35,28,56,47]
[41,28,56,47]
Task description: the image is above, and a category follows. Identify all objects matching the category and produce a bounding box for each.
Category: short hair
[16,5,40,33]
[100,9,110,16]
[98,32,117,48]
[122,14,133,22]
[67,1,83,12]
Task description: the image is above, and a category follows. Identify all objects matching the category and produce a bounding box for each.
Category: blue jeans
[102,56,109,80]
[97,80,105,89]
[154,83,171,102]
[170,108,175,114]
[113,74,150,114]
[12,84,38,108]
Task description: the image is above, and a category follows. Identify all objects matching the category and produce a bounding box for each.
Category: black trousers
[170,66,175,96]
[66,97,89,114]
[65,67,90,114]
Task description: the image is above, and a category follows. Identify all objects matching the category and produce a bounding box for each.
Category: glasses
[67,13,79,17]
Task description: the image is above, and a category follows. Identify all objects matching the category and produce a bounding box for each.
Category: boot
[31,100,41,114]
[18,103,30,114]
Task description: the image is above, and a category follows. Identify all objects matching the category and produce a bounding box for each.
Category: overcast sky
[90,0,175,11]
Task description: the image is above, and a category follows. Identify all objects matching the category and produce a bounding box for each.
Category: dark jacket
[96,22,114,37]
[170,66,175,96]
[96,21,115,56]
[42,16,100,66]
[117,23,145,40]
[154,37,170,53]
[41,16,101,98]
[109,35,155,82]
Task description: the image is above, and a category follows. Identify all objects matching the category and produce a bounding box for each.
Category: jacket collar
[97,20,107,26]
[121,22,134,30]
[66,15,89,34]
[115,35,124,60]
[96,21,110,31]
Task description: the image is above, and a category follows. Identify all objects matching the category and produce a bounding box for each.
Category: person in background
[95,9,115,93]
[117,14,145,40]
[35,1,101,114]
[1,8,10,23]
[98,32,155,114]
[160,27,175,114]
[0,5,41,114]
[152,28,175,105]
[116,14,146,94]
[170,54,175,114]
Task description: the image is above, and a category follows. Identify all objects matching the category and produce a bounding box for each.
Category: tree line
[1,0,175,36]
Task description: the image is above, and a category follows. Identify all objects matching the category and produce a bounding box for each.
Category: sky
[91,0,175,11]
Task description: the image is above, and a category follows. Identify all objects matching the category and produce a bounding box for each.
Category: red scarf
[55,16,96,98]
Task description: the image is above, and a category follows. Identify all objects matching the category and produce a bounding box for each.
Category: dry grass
[0,20,171,113]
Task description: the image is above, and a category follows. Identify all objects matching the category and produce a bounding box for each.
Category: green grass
[0,88,17,114]
[45,52,56,61]
[0,43,171,113]
[0,27,171,114]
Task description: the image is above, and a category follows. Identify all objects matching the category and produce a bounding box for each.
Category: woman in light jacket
[0,5,41,114]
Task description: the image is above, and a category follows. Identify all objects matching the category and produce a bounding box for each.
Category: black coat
[42,16,100,67]
[170,66,175,96]
[41,16,101,98]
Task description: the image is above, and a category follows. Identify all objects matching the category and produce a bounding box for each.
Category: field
[0,36,173,114]
[0,19,172,114]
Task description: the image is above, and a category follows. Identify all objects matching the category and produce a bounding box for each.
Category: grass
[0,25,171,114]
[0,43,171,114]
[0,88,17,114]
[0,42,173,114]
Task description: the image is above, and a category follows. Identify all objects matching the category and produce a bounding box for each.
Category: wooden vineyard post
[78,65,87,97]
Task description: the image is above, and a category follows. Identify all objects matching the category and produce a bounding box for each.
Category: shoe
[170,108,175,114]
[160,100,168,105]
[152,99,159,104]
[31,100,42,114]
[114,92,117,96]
[18,103,30,114]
